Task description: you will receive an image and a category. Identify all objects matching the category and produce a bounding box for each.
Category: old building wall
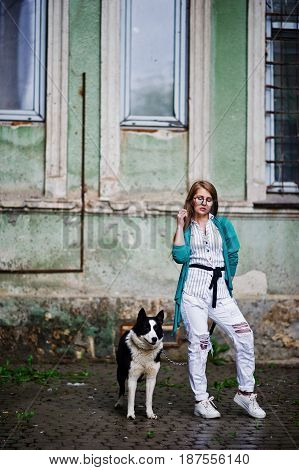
[0,0,298,362]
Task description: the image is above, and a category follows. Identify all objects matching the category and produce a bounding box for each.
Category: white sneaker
[194,396,221,419]
[233,392,266,419]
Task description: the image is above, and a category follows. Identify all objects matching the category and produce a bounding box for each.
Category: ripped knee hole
[199,334,212,350]
[232,322,252,334]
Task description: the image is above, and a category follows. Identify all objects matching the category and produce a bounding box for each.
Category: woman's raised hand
[177,208,188,227]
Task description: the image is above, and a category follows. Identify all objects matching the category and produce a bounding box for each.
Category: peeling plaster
[143,129,178,141]
[233,270,268,297]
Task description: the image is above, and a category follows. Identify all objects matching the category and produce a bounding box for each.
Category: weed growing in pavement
[0,356,60,385]
[212,373,261,401]
[212,377,238,401]
[65,370,90,381]
[16,410,35,423]
[255,419,262,429]
[0,356,91,386]
[214,435,226,446]
[156,377,184,389]
[292,410,299,427]
[253,371,261,386]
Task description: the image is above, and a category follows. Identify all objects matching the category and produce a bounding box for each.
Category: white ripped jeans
[181,288,255,402]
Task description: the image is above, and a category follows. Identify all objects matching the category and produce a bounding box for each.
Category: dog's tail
[117,367,126,397]
[115,368,126,409]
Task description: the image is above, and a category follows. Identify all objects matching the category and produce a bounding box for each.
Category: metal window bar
[265,0,299,193]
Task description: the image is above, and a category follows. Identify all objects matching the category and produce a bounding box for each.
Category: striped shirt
[183,212,230,299]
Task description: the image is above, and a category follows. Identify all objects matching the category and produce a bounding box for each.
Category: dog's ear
[156,310,164,324]
[137,307,147,322]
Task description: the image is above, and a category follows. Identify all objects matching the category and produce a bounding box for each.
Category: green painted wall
[119,131,187,194]
[0,125,44,199]
[0,212,80,271]
[231,217,299,294]
[0,213,298,296]
[210,0,247,200]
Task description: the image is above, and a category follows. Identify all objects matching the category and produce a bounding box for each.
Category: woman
[172,180,266,419]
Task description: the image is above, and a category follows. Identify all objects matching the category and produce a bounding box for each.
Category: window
[120,0,189,128]
[0,0,47,121]
[265,0,299,193]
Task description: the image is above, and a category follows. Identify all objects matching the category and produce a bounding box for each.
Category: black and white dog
[115,307,164,420]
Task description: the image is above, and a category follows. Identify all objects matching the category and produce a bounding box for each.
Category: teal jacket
[171,216,240,335]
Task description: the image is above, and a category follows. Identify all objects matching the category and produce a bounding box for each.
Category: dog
[115,307,164,420]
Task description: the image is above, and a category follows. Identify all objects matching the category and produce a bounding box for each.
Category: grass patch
[16,409,35,423]
[0,356,91,386]
[64,371,90,381]
[212,377,238,400]
[0,358,61,385]
[156,377,184,389]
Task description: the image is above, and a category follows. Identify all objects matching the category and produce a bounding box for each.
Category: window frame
[247,0,299,204]
[265,2,299,194]
[0,0,47,122]
[100,0,210,201]
[120,0,189,128]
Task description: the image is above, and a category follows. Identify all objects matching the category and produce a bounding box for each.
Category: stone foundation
[0,296,298,362]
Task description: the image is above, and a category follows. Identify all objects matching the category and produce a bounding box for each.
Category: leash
[161,349,187,366]
[161,321,216,367]
[209,321,216,335]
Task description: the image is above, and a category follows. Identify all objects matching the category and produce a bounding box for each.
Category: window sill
[120,126,187,132]
[1,193,298,216]
[0,121,44,127]
[253,194,299,210]
[0,198,80,211]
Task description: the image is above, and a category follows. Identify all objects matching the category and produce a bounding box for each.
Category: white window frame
[100,0,211,200]
[44,0,69,199]
[247,0,267,203]
[0,0,47,122]
[120,0,189,128]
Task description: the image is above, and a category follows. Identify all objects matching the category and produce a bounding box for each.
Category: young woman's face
[192,187,213,217]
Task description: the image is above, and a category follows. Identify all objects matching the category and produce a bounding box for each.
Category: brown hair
[172,181,218,242]
[172,180,218,246]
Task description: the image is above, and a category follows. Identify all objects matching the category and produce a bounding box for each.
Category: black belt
[189,264,225,308]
